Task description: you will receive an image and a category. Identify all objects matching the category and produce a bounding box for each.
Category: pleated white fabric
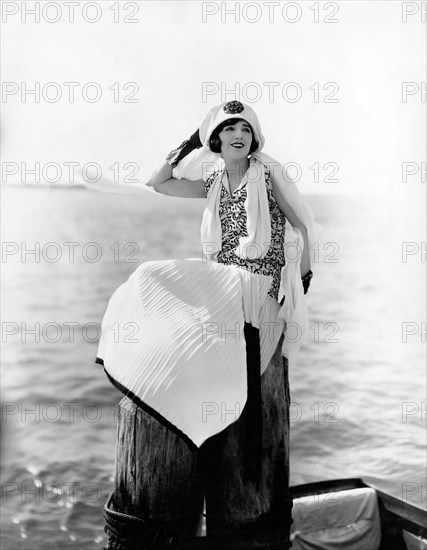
[97,258,283,447]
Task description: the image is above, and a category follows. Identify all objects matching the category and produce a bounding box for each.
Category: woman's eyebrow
[224,122,251,128]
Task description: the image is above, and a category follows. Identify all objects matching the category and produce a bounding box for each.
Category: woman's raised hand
[165,129,203,168]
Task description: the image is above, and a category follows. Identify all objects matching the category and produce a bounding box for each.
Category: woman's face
[218,120,253,159]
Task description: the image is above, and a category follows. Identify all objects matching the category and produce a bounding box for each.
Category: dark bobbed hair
[208,118,259,154]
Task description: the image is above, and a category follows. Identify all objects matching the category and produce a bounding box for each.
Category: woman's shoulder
[262,164,272,188]
[251,156,272,181]
[204,168,222,196]
[204,168,221,183]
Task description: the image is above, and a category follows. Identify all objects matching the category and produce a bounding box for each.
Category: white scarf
[201,155,270,260]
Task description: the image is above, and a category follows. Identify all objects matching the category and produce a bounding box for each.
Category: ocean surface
[1,185,425,549]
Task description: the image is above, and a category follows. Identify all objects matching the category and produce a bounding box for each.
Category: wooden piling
[104,336,292,549]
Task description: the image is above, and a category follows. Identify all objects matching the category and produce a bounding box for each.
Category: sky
[1,0,425,197]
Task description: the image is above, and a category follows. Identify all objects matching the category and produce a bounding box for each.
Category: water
[1,186,425,549]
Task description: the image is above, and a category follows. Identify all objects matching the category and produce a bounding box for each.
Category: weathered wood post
[103,335,292,549]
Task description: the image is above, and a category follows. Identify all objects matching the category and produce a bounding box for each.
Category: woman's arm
[270,174,311,277]
[147,161,205,198]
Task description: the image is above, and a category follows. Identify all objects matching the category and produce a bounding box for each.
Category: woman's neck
[223,157,250,187]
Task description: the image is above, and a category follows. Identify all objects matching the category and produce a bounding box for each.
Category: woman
[97,101,319,549]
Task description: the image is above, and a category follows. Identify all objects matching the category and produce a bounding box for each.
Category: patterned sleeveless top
[204,165,287,300]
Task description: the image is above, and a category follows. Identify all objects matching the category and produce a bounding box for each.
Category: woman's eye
[225,127,234,131]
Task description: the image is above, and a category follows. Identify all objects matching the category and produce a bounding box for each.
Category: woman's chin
[225,148,250,161]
